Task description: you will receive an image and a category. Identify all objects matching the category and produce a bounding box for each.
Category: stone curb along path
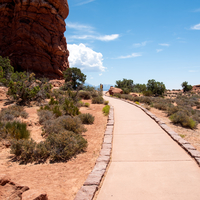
[119,98,200,167]
[74,105,114,200]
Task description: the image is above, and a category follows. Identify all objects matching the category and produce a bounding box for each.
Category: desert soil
[0,88,107,200]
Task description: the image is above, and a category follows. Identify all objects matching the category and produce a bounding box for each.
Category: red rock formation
[0,0,69,79]
[108,86,123,96]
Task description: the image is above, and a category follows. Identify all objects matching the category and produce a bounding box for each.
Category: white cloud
[191,23,200,30]
[75,0,95,6]
[66,22,119,42]
[117,53,142,59]
[156,49,163,53]
[66,22,94,33]
[97,34,119,41]
[159,43,170,47]
[68,43,106,72]
[99,73,103,76]
[70,34,119,41]
[133,41,148,47]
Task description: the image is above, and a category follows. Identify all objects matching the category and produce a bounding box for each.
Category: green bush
[104,101,109,105]
[49,97,58,105]
[5,121,30,140]
[85,102,90,107]
[10,131,88,163]
[78,91,91,100]
[78,113,95,124]
[92,96,104,104]
[62,98,80,116]
[43,115,86,135]
[103,105,110,116]
[169,111,197,129]
[47,132,87,162]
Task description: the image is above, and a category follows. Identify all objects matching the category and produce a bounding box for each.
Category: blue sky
[64,0,200,89]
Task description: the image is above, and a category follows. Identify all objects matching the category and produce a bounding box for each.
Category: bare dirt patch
[0,93,107,200]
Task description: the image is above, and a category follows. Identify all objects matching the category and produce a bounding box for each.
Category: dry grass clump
[0,105,28,121]
[78,113,95,124]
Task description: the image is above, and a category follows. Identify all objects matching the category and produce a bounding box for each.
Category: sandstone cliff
[0,0,69,79]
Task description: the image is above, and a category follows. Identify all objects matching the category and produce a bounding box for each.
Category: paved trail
[97,96,200,200]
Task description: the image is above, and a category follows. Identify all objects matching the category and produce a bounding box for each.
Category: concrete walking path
[96,96,200,200]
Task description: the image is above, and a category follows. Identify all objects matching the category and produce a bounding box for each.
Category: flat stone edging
[74,104,114,200]
[119,98,200,167]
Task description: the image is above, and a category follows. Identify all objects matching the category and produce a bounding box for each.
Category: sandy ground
[144,106,200,152]
[0,89,107,200]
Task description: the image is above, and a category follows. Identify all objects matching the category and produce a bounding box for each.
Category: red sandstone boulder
[0,0,69,79]
[0,174,48,200]
[108,87,123,95]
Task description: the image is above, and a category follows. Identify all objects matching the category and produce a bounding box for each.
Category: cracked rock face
[0,0,69,79]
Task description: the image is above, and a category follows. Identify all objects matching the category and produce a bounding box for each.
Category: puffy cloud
[117,53,142,59]
[191,23,200,30]
[68,43,106,72]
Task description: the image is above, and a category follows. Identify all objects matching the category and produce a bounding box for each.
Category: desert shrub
[122,88,130,94]
[10,131,88,163]
[76,100,85,107]
[37,110,55,124]
[49,97,58,105]
[62,98,80,116]
[153,103,168,111]
[85,102,90,107]
[103,105,110,116]
[113,93,122,98]
[43,115,86,135]
[142,90,153,96]
[82,85,95,91]
[47,132,88,162]
[133,96,140,102]
[78,113,95,124]
[92,96,104,104]
[10,139,36,163]
[5,121,30,140]
[104,101,109,105]
[90,90,98,98]
[0,56,14,86]
[167,105,179,116]
[169,111,197,129]
[0,122,6,140]
[78,91,91,100]
[139,96,152,105]
[52,105,62,117]
[0,105,28,121]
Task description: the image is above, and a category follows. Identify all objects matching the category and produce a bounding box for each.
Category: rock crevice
[0,0,69,79]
